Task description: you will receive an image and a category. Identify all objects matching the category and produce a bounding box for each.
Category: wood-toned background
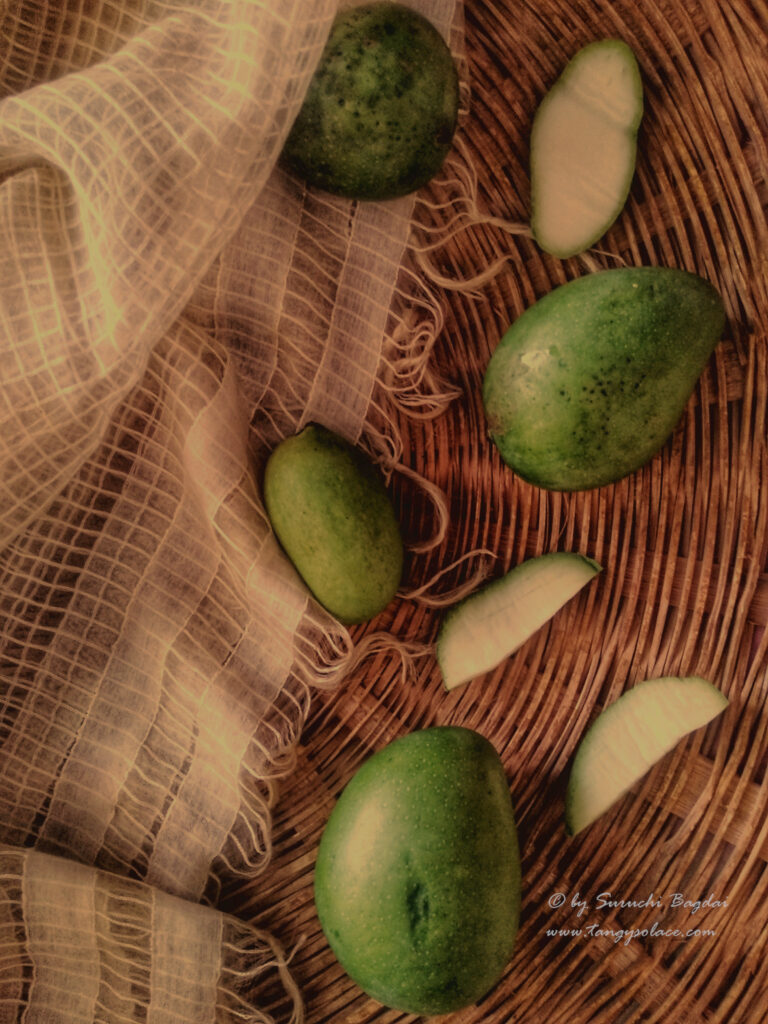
[230,1,768,1021]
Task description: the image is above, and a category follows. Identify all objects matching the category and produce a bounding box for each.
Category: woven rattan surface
[224,1,768,1022]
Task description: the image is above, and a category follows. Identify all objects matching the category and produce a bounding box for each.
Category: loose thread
[219,929,306,1024]
[400,547,498,607]
[389,459,451,554]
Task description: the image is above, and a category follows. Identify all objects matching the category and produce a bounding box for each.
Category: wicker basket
[228,1,768,1021]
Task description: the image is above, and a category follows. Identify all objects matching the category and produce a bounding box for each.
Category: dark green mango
[281,2,459,200]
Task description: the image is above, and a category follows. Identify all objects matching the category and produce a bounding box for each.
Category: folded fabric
[0,0,460,904]
[0,843,303,1022]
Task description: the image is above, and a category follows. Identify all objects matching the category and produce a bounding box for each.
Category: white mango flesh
[437,552,601,691]
[565,676,729,835]
[531,39,643,258]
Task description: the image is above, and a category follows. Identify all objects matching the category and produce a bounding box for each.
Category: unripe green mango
[314,726,521,1015]
[281,1,459,200]
[483,267,725,491]
[263,423,403,624]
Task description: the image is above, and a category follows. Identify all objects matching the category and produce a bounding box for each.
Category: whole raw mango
[281,1,459,200]
[483,267,726,491]
[314,727,521,1015]
[263,423,403,623]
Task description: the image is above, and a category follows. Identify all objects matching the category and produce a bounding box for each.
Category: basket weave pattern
[236,1,768,1022]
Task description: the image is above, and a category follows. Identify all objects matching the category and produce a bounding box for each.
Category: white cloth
[0,0,461,1018]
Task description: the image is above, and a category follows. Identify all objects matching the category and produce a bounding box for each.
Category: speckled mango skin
[263,423,403,624]
[483,267,726,491]
[281,2,459,200]
[314,727,521,1015]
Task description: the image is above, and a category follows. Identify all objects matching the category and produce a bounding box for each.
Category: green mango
[314,727,521,1015]
[483,267,725,491]
[263,423,403,624]
[281,1,459,200]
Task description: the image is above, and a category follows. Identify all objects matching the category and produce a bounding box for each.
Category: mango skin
[281,2,459,200]
[483,267,726,491]
[263,423,403,624]
[314,726,521,1015]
